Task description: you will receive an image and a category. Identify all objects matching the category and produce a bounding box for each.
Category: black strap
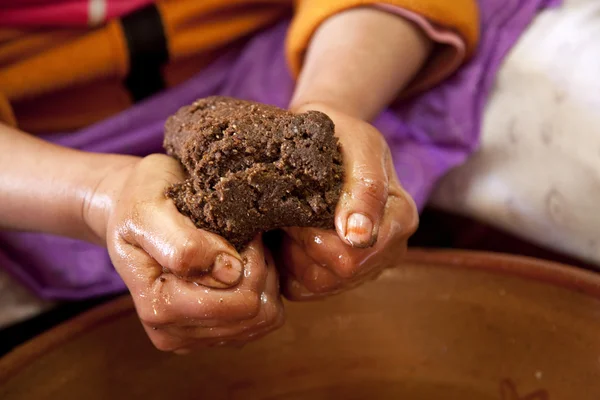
[121,3,169,102]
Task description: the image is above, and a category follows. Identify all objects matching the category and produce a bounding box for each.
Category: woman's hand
[0,122,285,352]
[282,7,429,299]
[278,105,418,300]
[87,154,284,352]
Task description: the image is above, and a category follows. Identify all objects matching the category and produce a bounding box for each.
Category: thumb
[330,112,389,247]
[114,154,244,289]
[290,104,389,248]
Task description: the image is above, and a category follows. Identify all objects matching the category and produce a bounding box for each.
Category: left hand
[89,154,285,353]
[276,104,419,300]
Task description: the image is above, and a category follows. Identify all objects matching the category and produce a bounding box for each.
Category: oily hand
[279,105,419,300]
[89,154,284,352]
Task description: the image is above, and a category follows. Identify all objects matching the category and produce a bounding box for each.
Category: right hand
[278,105,419,301]
[85,154,285,353]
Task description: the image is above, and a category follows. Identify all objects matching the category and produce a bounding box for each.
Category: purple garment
[0,0,560,300]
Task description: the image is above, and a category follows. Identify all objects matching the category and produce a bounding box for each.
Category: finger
[284,192,416,280]
[222,303,285,346]
[279,234,341,293]
[116,237,269,328]
[282,260,384,301]
[284,226,370,280]
[333,119,390,248]
[281,273,342,301]
[166,250,284,344]
[142,324,194,353]
[125,203,243,288]
[118,154,243,288]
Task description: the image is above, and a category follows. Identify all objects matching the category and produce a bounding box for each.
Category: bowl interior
[1,250,600,400]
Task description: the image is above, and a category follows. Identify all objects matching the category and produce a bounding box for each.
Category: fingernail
[345,213,374,247]
[212,254,243,285]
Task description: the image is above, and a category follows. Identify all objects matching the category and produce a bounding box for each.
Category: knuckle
[387,194,419,239]
[239,293,262,320]
[140,153,170,171]
[402,197,419,236]
[354,174,388,208]
[119,200,153,241]
[150,335,180,352]
[138,307,173,328]
[259,297,281,325]
[129,199,150,223]
[143,153,164,164]
[332,255,361,280]
[308,282,338,295]
[167,236,203,275]
[189,300,226,321]
[272,310,285,329]
[266,302,285,329]
[247,264,269,292]
[301,272,339,294]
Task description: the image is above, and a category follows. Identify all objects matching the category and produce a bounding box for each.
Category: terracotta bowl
[2,249,600,400]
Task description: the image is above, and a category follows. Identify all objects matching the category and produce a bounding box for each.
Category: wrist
[80,153,139,246]
[289,101,351,122]
[290,95,366,122]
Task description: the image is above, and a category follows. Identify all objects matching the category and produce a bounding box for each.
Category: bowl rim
[404,249,600,298]
[1,248,600,385]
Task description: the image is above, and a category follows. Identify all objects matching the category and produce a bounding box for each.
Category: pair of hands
[85,105,418,354]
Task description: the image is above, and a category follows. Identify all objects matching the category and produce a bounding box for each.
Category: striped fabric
[0,0,152,27]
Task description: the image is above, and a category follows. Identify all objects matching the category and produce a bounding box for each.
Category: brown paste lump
[164,96,344,250]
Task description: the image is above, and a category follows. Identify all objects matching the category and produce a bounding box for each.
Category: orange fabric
[0,29,28,45]
[12,79,132,133]
[0,30,84,68]
[0,0,479,132]
[157,0,287,58]
[0,22,129,102]
[287,0,479,77]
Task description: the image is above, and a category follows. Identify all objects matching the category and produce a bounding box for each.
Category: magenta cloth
[0,0,561,300]
[0,0,152,27]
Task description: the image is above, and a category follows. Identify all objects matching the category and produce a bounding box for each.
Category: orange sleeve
[286,0,480,78]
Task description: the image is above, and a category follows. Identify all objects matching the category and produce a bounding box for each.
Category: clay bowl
[2,249,600,400]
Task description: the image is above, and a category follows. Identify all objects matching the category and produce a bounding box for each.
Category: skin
[285,8,427,299]
[0,7,428,352]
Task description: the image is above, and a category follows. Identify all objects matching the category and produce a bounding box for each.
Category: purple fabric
[0,0,561,300]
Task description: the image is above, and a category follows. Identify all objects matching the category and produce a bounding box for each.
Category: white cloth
[0,269,52,329]
[431,0,600,265]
